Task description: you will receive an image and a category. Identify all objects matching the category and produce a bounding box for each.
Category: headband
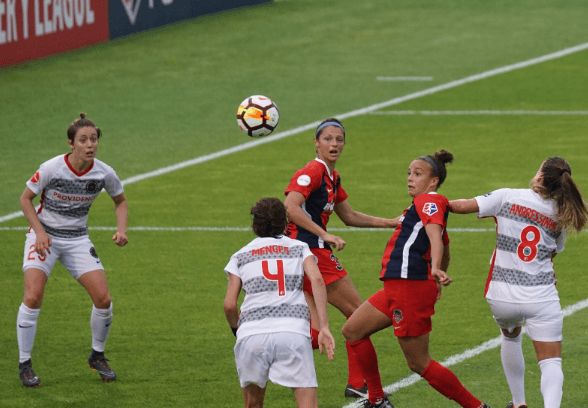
[418,156,439,175]
[315,121,345,138]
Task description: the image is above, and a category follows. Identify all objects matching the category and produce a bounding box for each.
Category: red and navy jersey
[380,193,450,281]
[285,159,348,249]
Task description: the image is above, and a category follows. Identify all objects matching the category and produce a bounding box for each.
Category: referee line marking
[2,41,588,224]
[370,110,588,115]
[343,297,588,408]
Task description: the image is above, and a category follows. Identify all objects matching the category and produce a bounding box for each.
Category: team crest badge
[85,181,99,194]
[297,175,311,186]
[423,202,438,216]
[30,172,40,183]
[393,309,404,324]
[90,247,99,259]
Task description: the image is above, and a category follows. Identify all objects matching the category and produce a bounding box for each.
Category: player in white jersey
[17,113,128,387]
[224,198,335,408]
[450,157,587,408]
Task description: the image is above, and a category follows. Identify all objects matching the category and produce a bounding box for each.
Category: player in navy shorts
[284,118,398,398]
[342,150,491,408]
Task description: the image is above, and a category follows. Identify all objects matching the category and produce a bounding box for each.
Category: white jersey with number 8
[475,188,566,303]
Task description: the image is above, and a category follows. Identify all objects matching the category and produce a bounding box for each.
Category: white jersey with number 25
[475,188,566,303]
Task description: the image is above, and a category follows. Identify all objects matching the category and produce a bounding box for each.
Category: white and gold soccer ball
[236,95,280,137]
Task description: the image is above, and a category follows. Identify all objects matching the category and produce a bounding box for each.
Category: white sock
[539,357,563,408]
[501,332,526,407]
[17,303,40,363]
[91,303,113,353]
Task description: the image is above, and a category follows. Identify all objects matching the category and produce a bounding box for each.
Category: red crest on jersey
[30,172,40,183]
[422,202,438,216]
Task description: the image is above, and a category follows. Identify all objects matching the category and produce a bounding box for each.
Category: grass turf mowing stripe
[343,297,588,408]
[1,40,587,225]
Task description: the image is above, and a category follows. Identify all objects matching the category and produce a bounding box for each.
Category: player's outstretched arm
[285,191,346,251]
[111,193,128,247]
[20,187,52,256]
[303,256,335,361]
[334,200,399,229]
[448,198,479,214]
[223,273,242,336]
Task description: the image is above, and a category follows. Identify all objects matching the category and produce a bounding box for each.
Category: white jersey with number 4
[26,154,124,238]
[224,235,314,340]
[475,188,566,303]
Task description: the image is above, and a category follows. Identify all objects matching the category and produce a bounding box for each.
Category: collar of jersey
[313,158,334,180]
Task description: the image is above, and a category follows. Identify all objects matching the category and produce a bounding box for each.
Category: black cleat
[88,351,116,382]
[362,396,394,408]
[345,383,368,398]
[19,360,41,387]
[479,404,493,408]
[506,402,527,408]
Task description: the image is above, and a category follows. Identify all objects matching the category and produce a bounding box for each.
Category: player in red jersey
[284,118,398,398]
[342,150,491,408]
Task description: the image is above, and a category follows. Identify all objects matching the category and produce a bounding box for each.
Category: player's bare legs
[342,300,392,343]
[22,268,48,309]
[397,333,432,374]
[292,387,319,408]
[78,270,112,309]
[325,275,362,316]
[242,384,266,408]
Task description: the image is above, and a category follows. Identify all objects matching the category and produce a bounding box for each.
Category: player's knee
[341,323,358,343]
[405,357,427,375]
[502,326,522,338]
[23,292,44,309]
[94,294,112,309]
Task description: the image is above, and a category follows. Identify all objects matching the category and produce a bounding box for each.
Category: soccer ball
[236,95,280,137]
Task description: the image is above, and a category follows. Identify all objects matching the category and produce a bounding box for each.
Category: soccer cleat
[19,360,41,387]
[479,404,493,408]
[88,351,116,382]
[345,383,368,398]
[506,402,527,408]
[361,396,394,408]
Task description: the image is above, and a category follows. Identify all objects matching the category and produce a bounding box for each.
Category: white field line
[376,76,434,81]
[0,226,496,232]
[343,297,588,408]
[370,110,588,115]
[2,41,588,225]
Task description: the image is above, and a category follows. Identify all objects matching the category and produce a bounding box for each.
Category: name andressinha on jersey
[252,245,291,257]
[509,204,557,231]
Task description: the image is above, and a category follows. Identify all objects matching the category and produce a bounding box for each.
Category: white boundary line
[2,41,588,225]
[0,226,496,232]
[343,297,588,408]
[370,110,588,115]
[376,76,434,81]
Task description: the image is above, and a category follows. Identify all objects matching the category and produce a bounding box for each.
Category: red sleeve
[414,194,448,227]
[285,162,322,199]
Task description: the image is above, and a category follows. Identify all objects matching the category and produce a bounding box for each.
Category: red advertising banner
[0,0,109,67]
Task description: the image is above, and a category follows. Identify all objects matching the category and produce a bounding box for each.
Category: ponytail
[533,157,587,234]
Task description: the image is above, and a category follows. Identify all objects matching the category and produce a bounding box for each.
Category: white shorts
[487,299,563,342]
[23,231,104,279]
[234,332,317,389]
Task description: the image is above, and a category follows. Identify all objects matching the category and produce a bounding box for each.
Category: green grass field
[1,0,588,407]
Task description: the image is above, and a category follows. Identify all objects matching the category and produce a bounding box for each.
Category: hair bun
[434,149,454,165]
[79,112,86,119]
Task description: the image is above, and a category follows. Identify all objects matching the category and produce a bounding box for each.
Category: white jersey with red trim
[26,154,124,238]
[475,188,566,303]
[224,235,314,340]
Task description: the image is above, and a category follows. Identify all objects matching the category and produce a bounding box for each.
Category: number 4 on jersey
[262,260,286,296]
[518,225,541,262]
